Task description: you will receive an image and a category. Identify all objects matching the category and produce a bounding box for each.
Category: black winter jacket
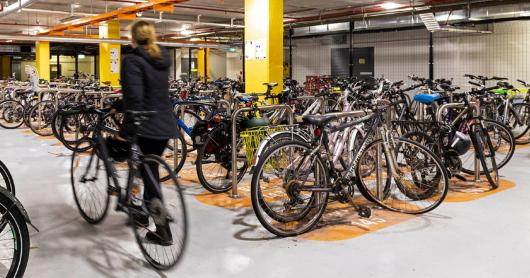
[120,45,177,140]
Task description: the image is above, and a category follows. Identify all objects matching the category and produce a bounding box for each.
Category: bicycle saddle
[263,82,278,88]
[413,94,441,105]
[302,114,338,126]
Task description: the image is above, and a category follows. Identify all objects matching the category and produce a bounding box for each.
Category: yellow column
[35,41,50,81]
[197,48,210,82]
[244,0,283,95]
[99,20,121,87]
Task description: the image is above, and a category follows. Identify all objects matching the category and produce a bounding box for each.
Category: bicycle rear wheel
[160,132,187,182]
[132,154,187,270]
[196,127,248,193]
[70,139,110,224]
[0,100,24,129]
[356,138,448,214]
[251,140,328,236]
[28,100,56,136]
[0,191,31,278]
[175,109,201,151]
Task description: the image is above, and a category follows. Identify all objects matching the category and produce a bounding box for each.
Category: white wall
[226,50,243,80]
[291,20,530,87]
[210,50,227,80]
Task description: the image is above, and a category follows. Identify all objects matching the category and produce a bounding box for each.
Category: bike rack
[174,99,231,116]
[230,105,295,198]
[436,102,482,183]
[100,93,123,108]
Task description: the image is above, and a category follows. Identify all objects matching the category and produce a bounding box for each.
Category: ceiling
[0,0,528,44]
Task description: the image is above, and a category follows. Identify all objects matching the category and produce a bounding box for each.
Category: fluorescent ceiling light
[78,54,86,59]
[181,29,193,36]
[380,2,402,10]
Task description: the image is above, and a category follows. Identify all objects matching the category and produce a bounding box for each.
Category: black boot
[130,206,149,227]
[145,223,173,246]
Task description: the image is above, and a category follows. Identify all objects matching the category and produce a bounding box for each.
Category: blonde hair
[131,20,161,59]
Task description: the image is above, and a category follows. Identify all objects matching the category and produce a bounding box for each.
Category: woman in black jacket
[121,20,177,245]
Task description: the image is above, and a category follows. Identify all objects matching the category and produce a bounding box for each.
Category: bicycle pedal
[358,206,372,218]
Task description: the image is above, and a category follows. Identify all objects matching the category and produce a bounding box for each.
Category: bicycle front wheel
[132,154,187,270]
[251,140,328,237]
[507,102,530,139]
[461,119,514,174]
[0,191,31,278]
[356,138,448,214]
[70,139,110,224]
[471,124,500,189]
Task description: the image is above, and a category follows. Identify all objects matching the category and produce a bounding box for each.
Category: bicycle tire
[471,124,500,189]
[132,154,188,270]
[356,138,449,214]
[0,191,31,278]
[251,140,328,237]
[28,100,56,136]
[160,131,187,182]
[508,102,530,139]
[461,119,514,174]
[70,139,110,224]
[0,160,15,195]
[196,127,248,193]
[0,100,25,129]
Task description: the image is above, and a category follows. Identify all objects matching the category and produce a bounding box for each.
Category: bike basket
[240,125,290,164]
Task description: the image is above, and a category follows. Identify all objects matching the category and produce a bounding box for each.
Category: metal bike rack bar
[230,105,294,198]
[100,93,123,108]
[436,102,482,182]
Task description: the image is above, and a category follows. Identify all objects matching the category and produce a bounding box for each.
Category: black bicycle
[70,108,187,270]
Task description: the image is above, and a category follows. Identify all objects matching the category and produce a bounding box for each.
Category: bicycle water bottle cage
[413,93,441,105]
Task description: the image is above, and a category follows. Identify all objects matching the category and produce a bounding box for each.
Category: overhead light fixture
[78,54,86,59]
[181,30,193,36]
[72,3,81,9]
[6,40,12,43]
[190,38,200,42]
[380,2,402,10]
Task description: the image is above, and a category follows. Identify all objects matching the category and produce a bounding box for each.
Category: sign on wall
[110,48,119,74]
[245,39,267,60]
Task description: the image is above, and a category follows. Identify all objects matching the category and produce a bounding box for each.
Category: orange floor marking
[445,178,515,202]
[300,202,416,241]
[195,180,252,209]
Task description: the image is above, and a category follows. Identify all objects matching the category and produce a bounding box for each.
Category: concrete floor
[1,128,530,278]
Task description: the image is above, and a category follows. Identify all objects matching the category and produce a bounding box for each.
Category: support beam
[244,0,283,95]
[429,31,434,81]
[197,48,210,82]
[288,27,293,78]
[188,48,192,80]
[35,41,50,81]
[349,21,354,78]
[99,20,121,87]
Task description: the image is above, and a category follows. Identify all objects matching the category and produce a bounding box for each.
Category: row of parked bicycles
[1,73,529,271]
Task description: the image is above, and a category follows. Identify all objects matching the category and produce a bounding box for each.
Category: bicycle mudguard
[413,93,441,105]
[0,187,39,232]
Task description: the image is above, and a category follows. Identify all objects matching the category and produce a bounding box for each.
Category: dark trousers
[138,137,168,202]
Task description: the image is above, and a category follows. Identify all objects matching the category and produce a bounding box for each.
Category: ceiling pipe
[18,8,244,29]
[0,0,38,17]
[0,34,229,49]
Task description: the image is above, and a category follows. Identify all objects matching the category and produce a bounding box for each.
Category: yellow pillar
[99,20,121,87]
[197,48,210,82]
[35,41,50,81]
[244,0,283,95]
